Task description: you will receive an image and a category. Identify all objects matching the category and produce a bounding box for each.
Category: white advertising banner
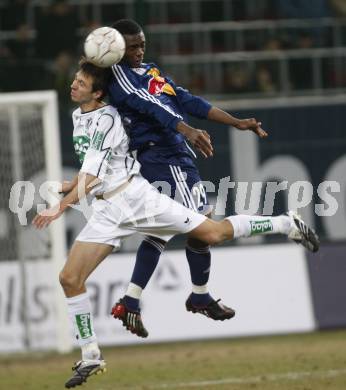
[0,244,316,352]
[0,260,58,352]
[90,243,316,345]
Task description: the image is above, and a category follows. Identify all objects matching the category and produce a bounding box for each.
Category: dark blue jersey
[108,63,211,157]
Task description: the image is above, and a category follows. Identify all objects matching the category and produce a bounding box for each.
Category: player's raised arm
[207,106,268,138]
[173,84,267,139]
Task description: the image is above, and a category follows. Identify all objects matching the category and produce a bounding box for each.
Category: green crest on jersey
[76,313,93,339]
[73,136,90,163]
[91,131,105,150]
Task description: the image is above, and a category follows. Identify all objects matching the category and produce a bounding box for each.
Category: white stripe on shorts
[169,165,193,210]
[169,165,197,211]
[176,166,198,211]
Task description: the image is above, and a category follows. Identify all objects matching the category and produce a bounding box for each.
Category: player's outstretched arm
[32,173,100,229]
[60,174,79,194]
[176,121,213,158]
[207,107,268,138]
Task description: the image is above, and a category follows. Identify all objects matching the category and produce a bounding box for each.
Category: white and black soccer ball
[84,26,125,68]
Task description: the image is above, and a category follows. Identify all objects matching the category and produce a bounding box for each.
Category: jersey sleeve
[176,87,211,119]
[166,76,211,119]
[80,112,120,180]
[109,65,183,131]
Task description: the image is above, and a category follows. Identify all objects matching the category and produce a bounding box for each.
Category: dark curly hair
[112,19,142,35]
[78,58,112,101]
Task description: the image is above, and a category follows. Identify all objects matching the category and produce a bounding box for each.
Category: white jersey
[72,104,206,247]
[72,104,140,196]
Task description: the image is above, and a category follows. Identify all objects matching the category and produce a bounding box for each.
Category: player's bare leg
[60,241,113,388]
[188,218,234,245]
[60,241,113,297]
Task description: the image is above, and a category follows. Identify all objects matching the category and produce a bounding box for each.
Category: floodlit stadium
[1,1,346,389]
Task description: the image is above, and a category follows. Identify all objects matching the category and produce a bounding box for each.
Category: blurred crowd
[0,0,346,104]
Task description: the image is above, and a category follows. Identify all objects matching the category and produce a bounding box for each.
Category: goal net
[0,91,72,353]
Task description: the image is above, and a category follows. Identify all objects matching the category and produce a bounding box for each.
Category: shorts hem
[75,238,121,250]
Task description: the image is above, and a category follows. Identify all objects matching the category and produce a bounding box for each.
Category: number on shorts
[192,183,207,209]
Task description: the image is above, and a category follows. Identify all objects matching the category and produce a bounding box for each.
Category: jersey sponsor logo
[147,68,176,96]
[250,220,273,235]
[147,67,160,78]
[148,76,176,96]
[73,135,90,163]
[91,130,105,150]
[106,149,112,162]
[76,313,93,339]
[112,65,183,120]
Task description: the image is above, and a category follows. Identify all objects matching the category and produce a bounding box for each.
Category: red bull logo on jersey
[147,67,176,96]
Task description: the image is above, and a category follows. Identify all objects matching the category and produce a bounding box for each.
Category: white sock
[226,215,292,239]
[125,282,143,299]
[192,283,209,294]
[81,341,101,361]
[66,292,99,357]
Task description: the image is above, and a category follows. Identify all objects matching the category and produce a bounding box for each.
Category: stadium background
[1,0,345,246]
[1,1,346,387]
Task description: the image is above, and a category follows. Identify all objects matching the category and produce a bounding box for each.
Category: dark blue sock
[185,246,213,306]
[123,296,140,312]
[124,238,163,311]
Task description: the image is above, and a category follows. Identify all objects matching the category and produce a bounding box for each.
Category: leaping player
[32,60,319,388]
[108,19,269,338]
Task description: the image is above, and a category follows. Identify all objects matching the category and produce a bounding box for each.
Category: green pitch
[1,330,346,390]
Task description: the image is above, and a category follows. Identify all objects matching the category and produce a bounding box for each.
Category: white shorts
[76,175,207,248]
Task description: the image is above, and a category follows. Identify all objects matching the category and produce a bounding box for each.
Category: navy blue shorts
[139,158,211,215]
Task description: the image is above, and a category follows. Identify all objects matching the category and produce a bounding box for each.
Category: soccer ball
[84,27,126,68]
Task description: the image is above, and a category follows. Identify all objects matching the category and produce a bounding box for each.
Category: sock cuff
[186,245,210,254]
[192,283,209,294]
[226,215,243,238]
[126,282,143,299]
[144,236,165,252]
[65,292,89,304]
